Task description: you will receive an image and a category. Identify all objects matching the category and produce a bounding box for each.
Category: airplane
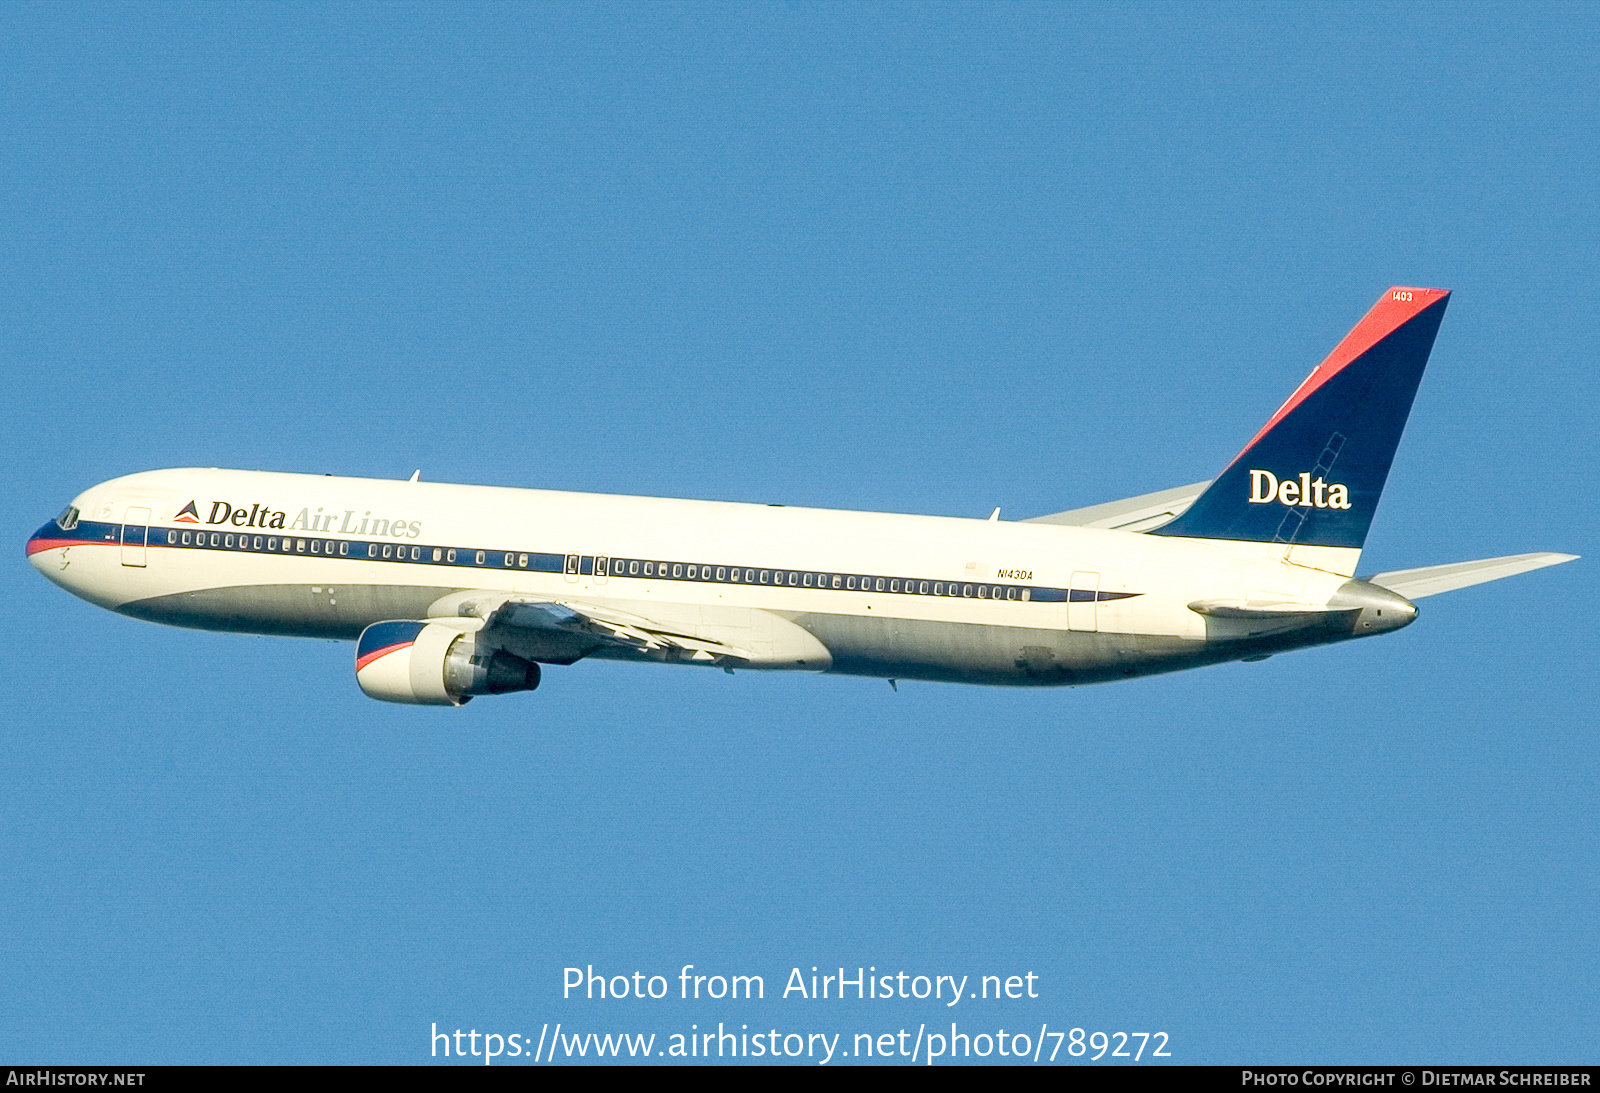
[26,286,1576,705]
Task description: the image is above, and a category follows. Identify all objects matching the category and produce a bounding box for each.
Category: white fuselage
[29,468,1405,686]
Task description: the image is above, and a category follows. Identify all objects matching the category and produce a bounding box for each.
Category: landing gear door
[121,506,151,567]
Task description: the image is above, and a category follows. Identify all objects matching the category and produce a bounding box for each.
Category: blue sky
[2,1,1594,1065]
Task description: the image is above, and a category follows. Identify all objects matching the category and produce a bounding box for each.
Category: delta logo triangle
[174,500,201,523]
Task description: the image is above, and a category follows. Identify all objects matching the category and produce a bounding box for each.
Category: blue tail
[1150,287,1450,550]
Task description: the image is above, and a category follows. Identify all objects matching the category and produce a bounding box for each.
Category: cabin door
[120,506,150,567]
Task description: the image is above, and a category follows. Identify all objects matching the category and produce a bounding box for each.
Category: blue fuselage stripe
[29,519,1142,606]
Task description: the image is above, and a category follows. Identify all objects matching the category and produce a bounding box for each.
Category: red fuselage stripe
[25,537,79,556]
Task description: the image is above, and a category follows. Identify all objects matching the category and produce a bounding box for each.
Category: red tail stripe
[1232,287,1450,460]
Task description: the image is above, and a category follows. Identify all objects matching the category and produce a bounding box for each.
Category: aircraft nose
[26,520,64,565]
[26,513,82,580]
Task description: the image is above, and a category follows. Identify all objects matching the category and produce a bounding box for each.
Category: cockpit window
[56,506,80,531]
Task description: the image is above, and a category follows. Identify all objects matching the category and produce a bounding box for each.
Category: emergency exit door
[1068,570,1099,632]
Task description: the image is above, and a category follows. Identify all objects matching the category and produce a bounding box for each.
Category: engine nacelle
[355,620,540,706]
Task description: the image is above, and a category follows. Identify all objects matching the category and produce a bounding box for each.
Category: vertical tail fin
[1150,287,1450,556]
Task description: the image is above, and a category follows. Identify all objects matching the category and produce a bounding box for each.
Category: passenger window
[875,578,885,592]
[633,561,643,576]
[745,569,754,582]
[803,573,812,587]
[432,548,442,561]
[1007,587,1017,600]
[687,565,697,579]
[182,531,191,545]
[447,549,456,563]
[518,553,528,568]
[759,570,769,584]
[731,568,742,583]
[475,550,485,565]
[503,553,513,567]
[934,583,944,595]
[673,564,683,578]
[977,585,987,599]
[716,567,726,581]
[226,535,235,548]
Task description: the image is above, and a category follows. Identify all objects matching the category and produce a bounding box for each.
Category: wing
[1022,481,1211,532]
[1365,552,1579,599]
[425,590,831,669]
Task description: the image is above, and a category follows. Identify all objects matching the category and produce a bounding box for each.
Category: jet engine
[355,620,540,705]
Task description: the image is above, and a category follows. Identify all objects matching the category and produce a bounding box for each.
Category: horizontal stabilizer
[1366,553,1578,599]
[1024,481,1210,532]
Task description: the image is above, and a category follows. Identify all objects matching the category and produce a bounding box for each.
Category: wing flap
[1023,481,1211,531]
[1365,552,1578,599]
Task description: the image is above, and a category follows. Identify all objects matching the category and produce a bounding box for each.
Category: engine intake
[355,620,540,705]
